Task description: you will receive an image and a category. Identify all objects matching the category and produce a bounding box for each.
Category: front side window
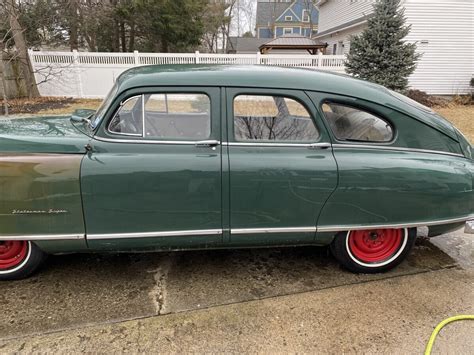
[321,102,393,142]
[144,94,210,139]
[233,95,319,142]
[108,93,210,140]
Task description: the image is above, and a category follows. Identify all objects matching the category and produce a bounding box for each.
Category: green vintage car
[0,65,473,280]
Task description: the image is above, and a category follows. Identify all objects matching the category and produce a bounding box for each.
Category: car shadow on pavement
[0,236,456,340]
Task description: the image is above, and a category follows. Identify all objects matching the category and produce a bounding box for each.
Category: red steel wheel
[0,241,30,271]
[346,228,407,267]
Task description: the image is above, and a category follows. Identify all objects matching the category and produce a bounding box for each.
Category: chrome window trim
[317,215,474,232]
[0,234,84,241]
[231,227,317,234]
[107,94,144,137]
[87,229,223,240]
[332,144,465,158]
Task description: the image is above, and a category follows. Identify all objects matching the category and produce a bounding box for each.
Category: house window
[337,41,344,54]
[332,43,337,54]
[302,10,310,22]
[283,28,293,35]
[285,15,292,21]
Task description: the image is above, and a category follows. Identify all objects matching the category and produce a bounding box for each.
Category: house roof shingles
[227,37,268,53]
[256,1,291,27]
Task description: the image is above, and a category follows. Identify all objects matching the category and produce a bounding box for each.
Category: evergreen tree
[345,0,420,91]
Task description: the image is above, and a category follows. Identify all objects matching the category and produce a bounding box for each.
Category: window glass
[92,82,118,129]
[322,102,393,142]
[144,94,210,139]
[233,95,319,142]
[108,95,143,136]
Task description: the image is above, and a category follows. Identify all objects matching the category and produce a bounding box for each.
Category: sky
[230,0,258,36]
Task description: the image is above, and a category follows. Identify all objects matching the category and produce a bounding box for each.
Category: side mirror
[70,109,96,124]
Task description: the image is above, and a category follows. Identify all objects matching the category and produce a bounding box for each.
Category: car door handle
[195,140,220,148]
[307,142,332,150]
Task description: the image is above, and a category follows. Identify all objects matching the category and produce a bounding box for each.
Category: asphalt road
[0,229,472,353]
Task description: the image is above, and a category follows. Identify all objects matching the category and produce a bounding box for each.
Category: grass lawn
[2,97,473,144]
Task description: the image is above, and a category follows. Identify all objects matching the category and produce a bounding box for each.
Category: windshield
[91,82,119,129]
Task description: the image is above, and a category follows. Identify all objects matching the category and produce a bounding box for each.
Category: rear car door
[81,87,223,249]
[225,88,338,245]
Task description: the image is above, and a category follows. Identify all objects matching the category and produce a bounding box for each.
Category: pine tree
[345,0,420,92]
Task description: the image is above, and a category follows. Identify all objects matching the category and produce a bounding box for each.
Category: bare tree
[4,0,39,98]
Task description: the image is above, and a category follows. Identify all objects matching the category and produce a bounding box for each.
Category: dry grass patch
[434,104,473,143]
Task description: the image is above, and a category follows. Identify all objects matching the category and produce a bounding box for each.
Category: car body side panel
[0,154,86,241]
[317,148,473,229]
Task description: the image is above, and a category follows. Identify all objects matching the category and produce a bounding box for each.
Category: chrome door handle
[307,142,331,150]
[195,140,220,148]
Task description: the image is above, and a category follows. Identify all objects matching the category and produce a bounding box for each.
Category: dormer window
[302,10,310,22]
[285,15,292,21]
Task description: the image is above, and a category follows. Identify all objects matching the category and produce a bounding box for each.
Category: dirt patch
[1,97,102,116]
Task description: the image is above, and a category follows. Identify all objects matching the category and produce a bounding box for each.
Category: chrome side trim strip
[0,234,84,241]
[317,215,474,233]
[332,144,465,158]
[94,137,197,145]
[225,142,319,148]
[87,229,223,240]
[231,227,317,234]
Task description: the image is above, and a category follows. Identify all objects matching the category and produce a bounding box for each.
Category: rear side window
[322,102,393,142]
[233,95,319,142]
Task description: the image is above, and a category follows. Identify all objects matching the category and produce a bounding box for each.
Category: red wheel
[0,241,30,271]
[330,228,416,273]
[0,241,47,280]
[347,229,406,266]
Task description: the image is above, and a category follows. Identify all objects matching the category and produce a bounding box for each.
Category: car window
[322,102,393,142]
[144,94,210,139]
[233,95,319,142]
[92,82,118,129]
[108,95,143,136]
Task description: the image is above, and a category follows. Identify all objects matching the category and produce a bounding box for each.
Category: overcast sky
[230,0,258,36]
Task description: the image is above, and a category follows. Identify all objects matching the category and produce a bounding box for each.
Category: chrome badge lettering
[12,209,68,215]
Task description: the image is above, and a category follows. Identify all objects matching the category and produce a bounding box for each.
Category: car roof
[115,65,457,140]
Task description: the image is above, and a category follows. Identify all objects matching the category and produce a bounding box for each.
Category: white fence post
[256,51,261,65]
[195,51,200,64]
[72,49,84,98]
[134,50,140,65]
[318,52,323,68]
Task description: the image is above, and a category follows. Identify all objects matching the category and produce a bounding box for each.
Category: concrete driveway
[0,229,472,353]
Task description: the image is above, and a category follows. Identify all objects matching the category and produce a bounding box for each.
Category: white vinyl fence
[28,50,346,98]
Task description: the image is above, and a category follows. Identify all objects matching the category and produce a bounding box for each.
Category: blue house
[256,0,319,39]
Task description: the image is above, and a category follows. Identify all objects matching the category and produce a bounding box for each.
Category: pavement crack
[147,255,173,315]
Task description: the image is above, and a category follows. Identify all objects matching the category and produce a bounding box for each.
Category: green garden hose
[425,315,474,355]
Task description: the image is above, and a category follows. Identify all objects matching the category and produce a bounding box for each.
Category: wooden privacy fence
[28,50,346,98]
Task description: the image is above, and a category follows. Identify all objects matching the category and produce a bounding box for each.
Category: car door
[81,87,223,250]
[225,88,338,246]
